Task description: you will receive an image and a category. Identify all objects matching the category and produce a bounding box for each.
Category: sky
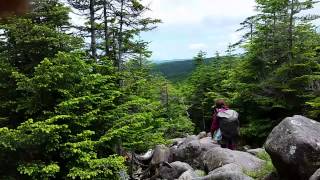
[67,0,320,61]
[140,0,320,61]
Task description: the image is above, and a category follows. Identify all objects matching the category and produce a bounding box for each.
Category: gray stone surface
[171,137,220,168]
[159,161,193,180]
[197,131,207,139]
[178,169,198,180]
[198,172,254,180]
[151,144,170,165]
[309,168,320,180]
[202,147,265,173]
[265,115,320,180]
[208,163,242,175]
[246,148,265,156]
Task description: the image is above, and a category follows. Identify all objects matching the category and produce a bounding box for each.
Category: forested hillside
[0,0,319,179]
[152,57,214,82]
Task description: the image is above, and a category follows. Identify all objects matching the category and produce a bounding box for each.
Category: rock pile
[132,115,320,180]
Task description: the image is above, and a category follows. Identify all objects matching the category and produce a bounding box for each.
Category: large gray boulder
[151,145,170,165]
[199,172,254,180]
[159,161,193,180]
[309,168,320,180]
[199,137,219,151]
[171,137,219,168]
[178,169,198,180]
[265,115,320,180]
[202,147,265,173]
[208,163,242,175]
[172,139,202,168]
[200,163,254,180]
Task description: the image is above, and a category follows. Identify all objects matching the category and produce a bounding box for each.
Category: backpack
[217,109,239,139]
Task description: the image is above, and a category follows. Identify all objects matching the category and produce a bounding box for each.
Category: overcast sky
[140,0,320,61]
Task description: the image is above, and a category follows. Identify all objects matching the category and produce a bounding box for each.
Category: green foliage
[152,58,214,82]
[245,150,276,179]
[193,51,207,66]
[99,58,194,153]
[0,52,126,179]
[0,0,193,179]
[181,0,320,145]
[101,97,168,152]
[0,0,82,74]
[17,162,60,180]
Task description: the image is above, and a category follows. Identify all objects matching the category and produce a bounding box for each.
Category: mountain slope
[152,58,214,82]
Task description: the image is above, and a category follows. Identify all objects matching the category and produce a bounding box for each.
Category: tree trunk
[90,0,97,60]
[117,0,124,71]
[272,12,276,63]
[288,0,294,62]
[103,0,110,58]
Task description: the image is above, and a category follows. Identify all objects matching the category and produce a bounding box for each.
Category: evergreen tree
[193,50,207,67]
[0,0,82,127]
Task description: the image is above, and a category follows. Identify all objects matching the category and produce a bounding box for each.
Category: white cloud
[188,43,208,50]
[143,0,256,25]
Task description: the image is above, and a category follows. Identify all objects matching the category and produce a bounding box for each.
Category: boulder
[309,168,320,180]
[197,131,207,139]
[135,149,153,161]
[263,172,279,180]
[199,172,254,180]
[246,148,265,156]
[199,137,220,151]
[171,136,219,168]
[172,139,203,168]
[151,145,170,165]
[265,115,320,180]
[208,163,242,175]
[171,138,186,146]
[202,147,265,173]
[159,161,193,180]
[178,170,198,180]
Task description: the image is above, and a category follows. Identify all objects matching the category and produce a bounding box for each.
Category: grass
[245,150,276,179]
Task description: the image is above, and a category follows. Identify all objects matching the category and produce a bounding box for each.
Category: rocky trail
[128,115,320,180]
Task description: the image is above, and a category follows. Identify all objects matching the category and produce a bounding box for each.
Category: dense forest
[152,57,214,82]
[0,0,319,179]
[181,0,320,145]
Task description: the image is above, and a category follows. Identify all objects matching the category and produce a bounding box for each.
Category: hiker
[211,99,239,150]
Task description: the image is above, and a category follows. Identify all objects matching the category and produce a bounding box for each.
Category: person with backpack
[210,99,239,150]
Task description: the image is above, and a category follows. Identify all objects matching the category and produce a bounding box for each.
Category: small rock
[135,149,154,161]
[242,145,251,151]
[197,131,207,139]
[171,138,186,146]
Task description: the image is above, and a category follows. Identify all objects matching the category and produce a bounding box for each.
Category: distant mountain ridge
[152,58,194,64]
[152,58,214,82]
